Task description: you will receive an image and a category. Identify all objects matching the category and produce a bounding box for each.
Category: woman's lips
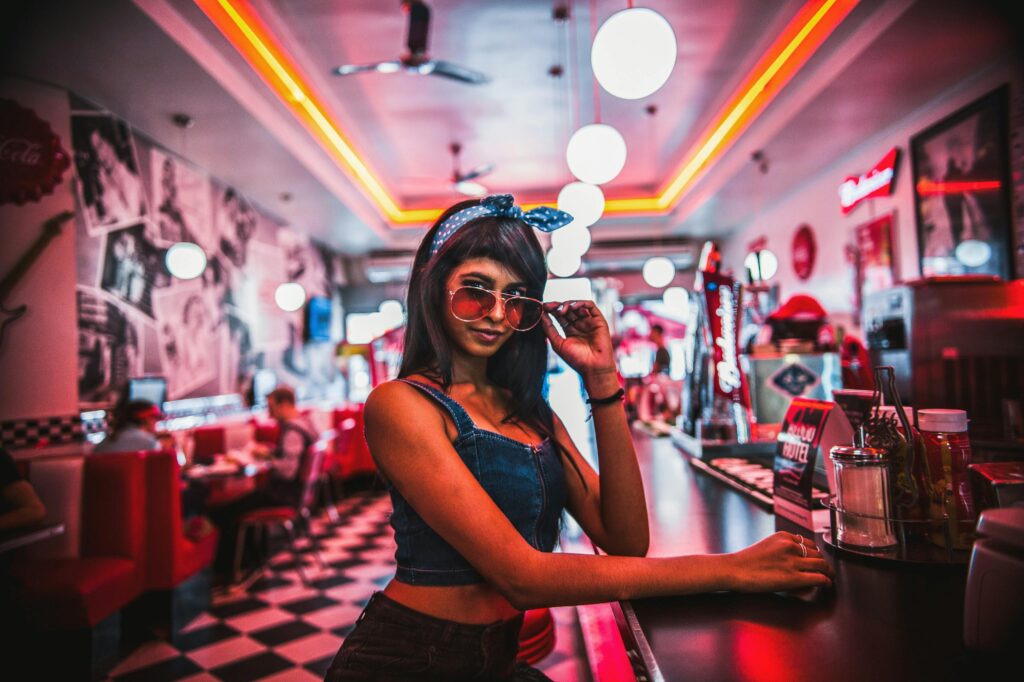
[470,327,503,343]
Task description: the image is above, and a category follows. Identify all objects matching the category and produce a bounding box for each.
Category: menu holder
[773,398,853,532]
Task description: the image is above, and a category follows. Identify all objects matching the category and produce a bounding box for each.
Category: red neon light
[916,179,1002,196]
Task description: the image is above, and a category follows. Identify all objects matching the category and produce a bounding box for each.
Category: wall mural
[71,104,346,408]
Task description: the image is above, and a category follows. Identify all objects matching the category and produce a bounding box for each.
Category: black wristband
[586,387,625,406]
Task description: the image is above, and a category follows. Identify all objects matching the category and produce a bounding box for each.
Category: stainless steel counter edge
[614,598,665,682]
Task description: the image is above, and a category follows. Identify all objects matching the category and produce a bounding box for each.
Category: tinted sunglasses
[448,286,544,332]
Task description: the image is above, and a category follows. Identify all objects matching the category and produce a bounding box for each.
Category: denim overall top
[388,379,567,585]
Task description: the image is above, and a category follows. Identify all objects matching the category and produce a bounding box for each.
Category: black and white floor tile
[107,493,586,682]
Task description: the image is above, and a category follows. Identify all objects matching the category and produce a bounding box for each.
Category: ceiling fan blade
[404,1,431,57]
[428,60,490,85]
[457,163,495,182]
[333,61,402,76]
[453,179,488,197]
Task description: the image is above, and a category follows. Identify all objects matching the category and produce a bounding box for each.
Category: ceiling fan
[332,1,490,85]
[449,142,494,196]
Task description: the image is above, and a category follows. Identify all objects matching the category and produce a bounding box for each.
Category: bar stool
[232,445,326,586]
[517,608,556,664]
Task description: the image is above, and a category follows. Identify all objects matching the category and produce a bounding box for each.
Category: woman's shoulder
[364,379,449,441]
[364,377,439,419]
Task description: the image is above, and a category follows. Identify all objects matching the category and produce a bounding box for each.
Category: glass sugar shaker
[830,435,898,550]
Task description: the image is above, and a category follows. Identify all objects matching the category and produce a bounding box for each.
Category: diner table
[617,433,1002,682]
[0,522,65,555]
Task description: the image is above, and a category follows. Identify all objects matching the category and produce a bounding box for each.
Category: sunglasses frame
[447,286,544,332]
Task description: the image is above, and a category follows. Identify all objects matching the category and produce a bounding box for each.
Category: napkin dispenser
[963,506,1024,651]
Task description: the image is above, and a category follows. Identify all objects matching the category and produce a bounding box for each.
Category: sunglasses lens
[450,287,495,322]
[505,297,542,331]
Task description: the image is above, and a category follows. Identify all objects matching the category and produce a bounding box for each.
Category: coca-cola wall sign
[0,98,71,205]
[792,224,817,280]
[838,147,900,215]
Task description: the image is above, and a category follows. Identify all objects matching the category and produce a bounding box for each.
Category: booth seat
[134,450,218,639]
[190,424,226,463]
[12,452,145,629]
[141,450,218,589]
[332,406,376,479]
[252,418,280,445]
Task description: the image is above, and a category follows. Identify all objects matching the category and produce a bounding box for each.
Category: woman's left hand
[540,301,617,381]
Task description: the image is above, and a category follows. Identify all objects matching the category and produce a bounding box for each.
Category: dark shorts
[325,592,553,681]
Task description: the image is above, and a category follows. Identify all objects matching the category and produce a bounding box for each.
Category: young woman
[327,195,832,681]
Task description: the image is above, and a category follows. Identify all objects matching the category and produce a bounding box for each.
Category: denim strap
[397,379,475,436]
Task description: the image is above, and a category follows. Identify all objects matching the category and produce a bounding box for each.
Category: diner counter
[620,433,989,682]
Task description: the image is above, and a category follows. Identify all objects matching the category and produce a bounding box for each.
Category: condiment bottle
[918,409,975,549]
[830,437,897,550]
[875,405,928,523]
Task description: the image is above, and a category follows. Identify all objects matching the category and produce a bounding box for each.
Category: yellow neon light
[199,0,856,228]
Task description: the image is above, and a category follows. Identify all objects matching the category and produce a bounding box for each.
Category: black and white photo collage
[71,105,346,408]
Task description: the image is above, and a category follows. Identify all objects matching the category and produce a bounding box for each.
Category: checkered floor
[106,493,587,682]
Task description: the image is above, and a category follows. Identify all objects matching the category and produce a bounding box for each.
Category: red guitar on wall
[0,210,74,348]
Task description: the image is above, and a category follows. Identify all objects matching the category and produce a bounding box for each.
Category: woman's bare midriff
[382,579,522,624]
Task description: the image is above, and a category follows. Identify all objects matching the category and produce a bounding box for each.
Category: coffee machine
[862,277,1024,447]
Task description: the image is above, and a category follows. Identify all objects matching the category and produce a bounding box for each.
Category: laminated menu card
[774,398,853,531]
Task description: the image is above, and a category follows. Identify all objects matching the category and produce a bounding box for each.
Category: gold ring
[800,542,808,558]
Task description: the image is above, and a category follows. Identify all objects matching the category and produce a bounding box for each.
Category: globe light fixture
[642,256,675,288]
[743,249,779,281]
[165,242,207,280]
[566,123,627,185]
[547,247,582,278]
[550,223,593,257]
[591,7,677,100]
[954,239,992,267]
[557,182,605,227]
[274,282,306,312]
[662,286,689,314]
[378,299,405,329]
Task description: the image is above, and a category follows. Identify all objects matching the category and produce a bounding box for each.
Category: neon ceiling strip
[196,0,858,228]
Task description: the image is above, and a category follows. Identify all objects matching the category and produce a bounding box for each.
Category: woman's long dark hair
[399,199,585,487]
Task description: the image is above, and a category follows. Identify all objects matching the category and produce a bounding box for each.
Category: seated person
[0,449,46,532]
[210,385,319,580]
[93,399,162,454]
[253,386,319,506]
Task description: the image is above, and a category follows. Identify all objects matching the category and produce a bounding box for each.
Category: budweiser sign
[0,98,70,206]
[838,147,900,215]
[700,271,750,408]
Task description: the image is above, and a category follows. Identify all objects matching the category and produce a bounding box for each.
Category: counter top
[622,434,986,682]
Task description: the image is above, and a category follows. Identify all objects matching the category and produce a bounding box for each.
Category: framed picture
[847,212,898,322]
[910,86,1014,279]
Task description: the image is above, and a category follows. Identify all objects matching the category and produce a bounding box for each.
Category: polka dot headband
[429,194,574,257]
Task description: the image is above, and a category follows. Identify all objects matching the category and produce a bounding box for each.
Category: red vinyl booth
[141,451,218,590]
[253,418,280,445]
[332,406,376,478]
[11,452,146,629]
[190,425,226,463]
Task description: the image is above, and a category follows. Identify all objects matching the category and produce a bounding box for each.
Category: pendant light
[165,242,207,280]
[274,282,306,312]
[592,5,677,100]
[566,123,627,185]
[642,256,675,288]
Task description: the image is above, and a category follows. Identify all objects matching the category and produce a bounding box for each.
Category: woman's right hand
[725,532,834,593]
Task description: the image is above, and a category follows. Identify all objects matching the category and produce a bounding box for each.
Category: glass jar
[918,409,975,549]
[830,444,897,550]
